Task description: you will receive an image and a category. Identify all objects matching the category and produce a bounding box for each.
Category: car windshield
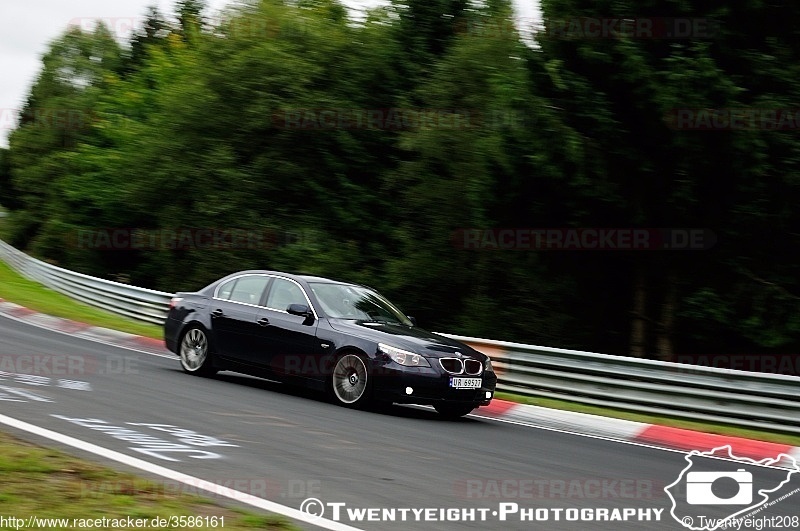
[309,282,411,325]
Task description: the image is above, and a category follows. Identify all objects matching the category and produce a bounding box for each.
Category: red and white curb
[2,297,798,466]
[478,399,800,468]
[0,298,167,356]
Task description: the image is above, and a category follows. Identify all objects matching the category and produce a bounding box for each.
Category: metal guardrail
[1,238,798,433]
[446,334,800,435]
[0,240,171,324]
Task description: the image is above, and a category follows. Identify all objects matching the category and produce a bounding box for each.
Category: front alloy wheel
[179,327,217,376]
[332,353,370,407]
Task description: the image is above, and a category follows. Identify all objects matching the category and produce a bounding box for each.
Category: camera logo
[686,469,752,505]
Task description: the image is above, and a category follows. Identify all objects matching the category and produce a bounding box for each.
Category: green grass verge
[496,392,800,446]
[0,250,797,447]
[0,259,162,339]
[0,431,297,530]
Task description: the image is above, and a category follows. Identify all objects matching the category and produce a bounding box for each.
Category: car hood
[327,319,486,360]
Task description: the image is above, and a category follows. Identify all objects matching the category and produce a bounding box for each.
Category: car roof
[295,274,339,283]
[220,270,361,286]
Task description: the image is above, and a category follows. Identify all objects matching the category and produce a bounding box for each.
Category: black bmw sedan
[164,271,497,417]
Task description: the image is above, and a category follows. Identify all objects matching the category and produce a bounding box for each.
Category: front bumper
[371,364,497,407]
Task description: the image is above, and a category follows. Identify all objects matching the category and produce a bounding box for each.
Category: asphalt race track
[1,314,797,530]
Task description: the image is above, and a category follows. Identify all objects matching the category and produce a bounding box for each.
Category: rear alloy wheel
[179,326,217,376]
[331,353,371,408]
[434,403,475,419]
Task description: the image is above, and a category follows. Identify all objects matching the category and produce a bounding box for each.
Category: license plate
[450,377,482,389]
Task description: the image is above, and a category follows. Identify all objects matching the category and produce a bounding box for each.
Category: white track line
[0,413,362,531]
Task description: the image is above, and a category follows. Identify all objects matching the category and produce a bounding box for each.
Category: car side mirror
[288,303,315,325]
[287,303,312,317]
[407,315,417,326]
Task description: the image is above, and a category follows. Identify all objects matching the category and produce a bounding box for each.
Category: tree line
[1,0,798,370]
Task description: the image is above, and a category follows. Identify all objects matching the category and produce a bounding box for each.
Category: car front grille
[464,359,483,375]
[439,358,463,374]
[438,357,483,376]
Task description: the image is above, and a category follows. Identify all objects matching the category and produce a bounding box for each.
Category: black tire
[434,403,475,419]
[178,325,218,376]
[329,352,372,409]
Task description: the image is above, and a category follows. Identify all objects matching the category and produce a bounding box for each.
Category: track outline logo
[665,445,800,530]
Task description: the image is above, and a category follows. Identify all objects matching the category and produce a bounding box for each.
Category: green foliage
[3,0,799,359]
[126,6,170,73]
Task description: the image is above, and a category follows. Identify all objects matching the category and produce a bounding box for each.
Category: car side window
[229,275,269,305]
[266,278,307,311]
[216,278,236,300]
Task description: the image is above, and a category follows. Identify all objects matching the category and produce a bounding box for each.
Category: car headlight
[484,358,494,372]
[379,343,430,367]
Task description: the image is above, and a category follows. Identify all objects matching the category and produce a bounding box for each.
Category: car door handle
[258,317,270,327]
[211,309,224,318]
